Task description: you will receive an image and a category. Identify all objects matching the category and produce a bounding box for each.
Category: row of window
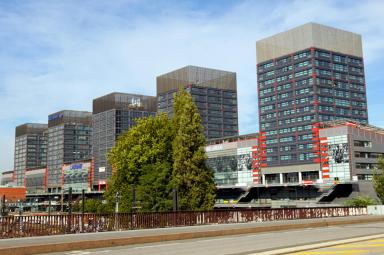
[261,115,314,129]
[259,50,362,73]
[266,152,315,162]
[260,69,363,88]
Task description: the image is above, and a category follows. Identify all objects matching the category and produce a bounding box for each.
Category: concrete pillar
[298,172,303,183]
[280,173,284,184]
[262,174,266,185]
[318,170,323,182]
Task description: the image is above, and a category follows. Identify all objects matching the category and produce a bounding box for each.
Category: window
[354,140,372,148]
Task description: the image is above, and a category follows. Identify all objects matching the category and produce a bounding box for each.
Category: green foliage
[72,199,112,213]
[104,90,217,212]
[373,157,384,204]
[344,196,377,207]
[104,113,174,212]
[171,89,216,211]
[137,162,173,211]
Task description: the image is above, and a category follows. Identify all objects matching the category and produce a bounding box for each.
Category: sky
[1,0,384,171]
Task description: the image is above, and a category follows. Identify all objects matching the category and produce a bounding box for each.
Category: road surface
[46,221,384,255]
[290,237,384,254]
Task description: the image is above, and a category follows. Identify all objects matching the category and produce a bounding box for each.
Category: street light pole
[132,184,136,213]
[115,192,121,231]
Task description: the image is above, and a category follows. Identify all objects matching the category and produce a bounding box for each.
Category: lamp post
[115,192,121,230]
[172,188,178,212]
[48,194,52,215]
[132,184,136,213]
[34,198,39,213]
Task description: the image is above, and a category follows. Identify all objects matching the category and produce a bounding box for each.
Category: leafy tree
[344,196,377,207]
[72,199,112,213]
[171,89,216,210]
[104,113,174,212]
[136,162,173,211]
[373,157,384,204]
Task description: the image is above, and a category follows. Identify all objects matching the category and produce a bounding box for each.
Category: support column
[279,173,284,184]
[298,172,303,183]
[262,174,266,185]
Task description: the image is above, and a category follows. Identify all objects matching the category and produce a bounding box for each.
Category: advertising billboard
[62,161,91,192]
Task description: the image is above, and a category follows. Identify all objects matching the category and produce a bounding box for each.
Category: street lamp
[115,192,121,231]
[34,198,39,213]
[115,192,121,213]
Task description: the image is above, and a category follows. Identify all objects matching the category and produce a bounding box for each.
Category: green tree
[344,196,377,207]
[137,162,173,211]
[373,157,384,204]
[72,199,112,213]
[104,113,174,212]
[171,89,216,210]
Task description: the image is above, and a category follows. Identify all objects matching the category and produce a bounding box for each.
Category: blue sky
[1,0,384,170]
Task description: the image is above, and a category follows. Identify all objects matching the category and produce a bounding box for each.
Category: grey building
[14,123,47,186]
[157,65,239,139]
[257,23,368,169]
[1,171,14,186]
[319,120,384,182]
[92,93,157,190]
[46,110,92,193]
[206,133,260,186]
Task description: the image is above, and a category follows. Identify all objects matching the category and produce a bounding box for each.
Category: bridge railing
[0,207,367,239]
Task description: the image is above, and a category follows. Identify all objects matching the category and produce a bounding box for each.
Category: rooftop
[157,65,236,94]
[93,92,157,114]
[319,119,384,135]
[256,22,363,63]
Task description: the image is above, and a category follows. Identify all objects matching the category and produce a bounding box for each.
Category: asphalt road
[46,222,384,255]
[290,238,384,255]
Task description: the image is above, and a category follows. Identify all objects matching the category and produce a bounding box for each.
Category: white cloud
[1,0,384,169]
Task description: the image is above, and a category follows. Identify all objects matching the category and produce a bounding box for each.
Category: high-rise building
[157,65,239,139]
[92,92,157,190]
[46,110,92,193]
[14,123,47,186]
[256,23,368,169]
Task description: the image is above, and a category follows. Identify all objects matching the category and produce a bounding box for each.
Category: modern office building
[256,23,368,169]
[14,123,47,186]
[157,65,239,139]
[92,92,157,190]
[318,120,384,182]
[46,110,92,193]
[258,120,384,185]
[205,133,266,186]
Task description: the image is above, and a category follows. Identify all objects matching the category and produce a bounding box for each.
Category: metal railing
[0,207,367,239]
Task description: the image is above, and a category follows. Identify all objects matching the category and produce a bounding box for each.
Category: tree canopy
[104,89,216,212]
[373,157,384,204]
[171,89,216,210]
[104,113,174,212]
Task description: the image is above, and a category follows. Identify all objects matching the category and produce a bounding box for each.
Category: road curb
[1,216,384,255]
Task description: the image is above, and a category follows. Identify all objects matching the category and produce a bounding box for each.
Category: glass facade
[157,66,239,139]
[25,167,46,194]
[46,110,92,192]
[258,48,368,167]
[205,134,259,186]
[14,123,47,186]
